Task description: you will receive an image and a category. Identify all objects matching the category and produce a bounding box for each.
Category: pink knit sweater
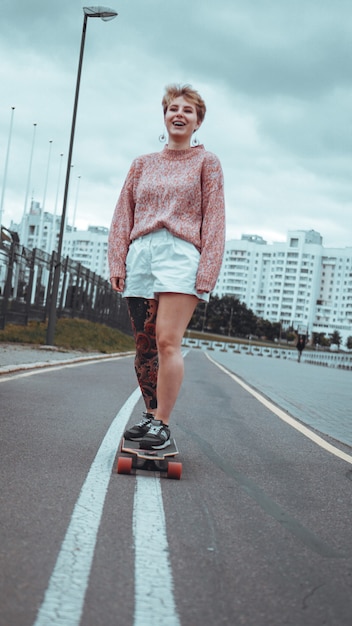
[108,144,225,293]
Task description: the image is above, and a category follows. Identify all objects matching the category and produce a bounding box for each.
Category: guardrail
[181,337,352,370]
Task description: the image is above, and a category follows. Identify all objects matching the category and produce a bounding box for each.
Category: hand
[110,277,125,292]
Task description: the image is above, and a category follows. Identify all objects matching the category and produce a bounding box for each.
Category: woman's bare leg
[154,293,199,425]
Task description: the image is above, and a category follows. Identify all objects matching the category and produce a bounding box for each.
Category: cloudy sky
[1,0,351,248]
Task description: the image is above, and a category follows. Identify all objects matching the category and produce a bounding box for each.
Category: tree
[189,294,316,343]
[346,336,352,350]
[255,318,274,340]
[189,301,207,331]
[188,294,278,340]
[330,330,342,348]
[312,332,330,347]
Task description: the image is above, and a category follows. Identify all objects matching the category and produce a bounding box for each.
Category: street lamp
[46,6,118,345]
[0,106,15,229]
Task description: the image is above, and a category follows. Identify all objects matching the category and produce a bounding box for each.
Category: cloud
[0,0,351,250]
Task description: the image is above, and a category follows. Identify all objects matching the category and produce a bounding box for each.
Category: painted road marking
[133,476,181,626]
[207,352,352,466]
[33,387,141,626]
[32,382,180,626]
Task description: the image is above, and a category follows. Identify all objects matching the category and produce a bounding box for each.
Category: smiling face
[164,95,201,149]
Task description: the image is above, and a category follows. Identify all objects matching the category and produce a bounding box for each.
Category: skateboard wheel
[167,461,182,480]
[117,456,133,475]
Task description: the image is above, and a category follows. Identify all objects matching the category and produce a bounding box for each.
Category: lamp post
[72,175,82,231]
[21,123,37,245]
[38,139,53,248]
[46,6,118,345]
[49,152,64,254]
[0,106,15,229]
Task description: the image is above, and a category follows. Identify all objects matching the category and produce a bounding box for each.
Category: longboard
[117,437,182,479]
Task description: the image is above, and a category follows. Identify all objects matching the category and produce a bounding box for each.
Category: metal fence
[0,239,131,334]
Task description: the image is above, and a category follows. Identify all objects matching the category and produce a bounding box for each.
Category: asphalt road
[208,348,352,448]
[1,349,352,626]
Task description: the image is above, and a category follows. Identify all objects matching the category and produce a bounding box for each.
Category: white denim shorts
[123,229,209,302]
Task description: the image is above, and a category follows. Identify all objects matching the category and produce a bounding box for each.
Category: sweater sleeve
[196,153,226,292]
[108,161,136,279]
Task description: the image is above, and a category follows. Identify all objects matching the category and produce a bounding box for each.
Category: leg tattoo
[127,297,158,410]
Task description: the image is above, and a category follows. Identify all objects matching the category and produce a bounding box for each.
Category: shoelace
[137,415,152,427]
[148,423,168,437]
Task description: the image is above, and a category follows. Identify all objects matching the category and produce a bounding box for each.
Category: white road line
[133,476,181,626]
[207,352,352,466]
[32,387,141,626]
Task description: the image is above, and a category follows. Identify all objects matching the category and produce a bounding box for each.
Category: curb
[0,351,135,376]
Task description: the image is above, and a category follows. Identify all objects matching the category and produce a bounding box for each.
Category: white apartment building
[13,201,62,255]
[62,226,109,278]
[10,201,109,279]
[213,230,352,344]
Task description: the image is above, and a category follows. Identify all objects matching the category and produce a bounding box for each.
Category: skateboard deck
[117,437,182,479]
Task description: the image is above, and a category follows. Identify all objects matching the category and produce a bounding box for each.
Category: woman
[108,84,225,449]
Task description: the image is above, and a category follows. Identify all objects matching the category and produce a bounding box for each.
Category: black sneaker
[140,420,171,449]
[124,413,153,440]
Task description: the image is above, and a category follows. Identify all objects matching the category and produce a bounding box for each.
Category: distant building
[15,201,62,255]
[62,226,109,278]
[10,201,109,279]
[213,230,352,345]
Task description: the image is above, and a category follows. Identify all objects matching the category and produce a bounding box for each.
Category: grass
[0,318,135,354]
[185,329,295,350]
[0,319,296,355]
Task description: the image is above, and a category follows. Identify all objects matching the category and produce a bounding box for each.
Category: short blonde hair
[162,84,206,124]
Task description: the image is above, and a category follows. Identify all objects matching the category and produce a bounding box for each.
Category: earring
[191,134,200,146]
[159,132,166,143]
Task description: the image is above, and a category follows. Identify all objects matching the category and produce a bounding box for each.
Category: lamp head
[83,6,118,21]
